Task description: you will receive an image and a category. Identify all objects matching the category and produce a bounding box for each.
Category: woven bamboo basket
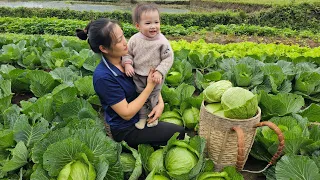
[199,101,285,171]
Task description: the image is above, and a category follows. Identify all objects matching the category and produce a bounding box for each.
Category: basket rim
[201,101,261,122]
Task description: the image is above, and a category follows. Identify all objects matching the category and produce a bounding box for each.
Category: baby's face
[136,10,160,38]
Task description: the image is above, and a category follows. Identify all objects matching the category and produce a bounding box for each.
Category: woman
[76,18,185,148]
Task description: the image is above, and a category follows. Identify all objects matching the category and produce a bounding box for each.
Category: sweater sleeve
[155,39,174,77]
[121,37,134,67]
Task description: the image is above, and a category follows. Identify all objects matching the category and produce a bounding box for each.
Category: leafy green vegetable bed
[0,33,319,179]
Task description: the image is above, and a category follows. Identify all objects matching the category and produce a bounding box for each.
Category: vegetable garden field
[0,1,320,180]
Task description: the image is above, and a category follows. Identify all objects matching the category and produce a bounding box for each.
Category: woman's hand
[147,101,164,124]
[147,68,157,87]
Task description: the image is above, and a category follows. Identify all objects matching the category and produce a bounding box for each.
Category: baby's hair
[132,3,160,24]
[76,18,118,53]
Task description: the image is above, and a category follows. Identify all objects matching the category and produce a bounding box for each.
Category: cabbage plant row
[0,34,319,179]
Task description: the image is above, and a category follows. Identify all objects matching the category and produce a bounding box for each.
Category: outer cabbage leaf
[0,129,14,149]
[203,80,232,103]
[26,70,59,97]
[30,164,50,180]
[8,69,30,92]
[103,160,124,180]
[121,141,142,180]
[294,71,320,95]
[31,128,71,164]
[0,79,13,113]
[41,47,73,69]
[138,144,154,174]
[69,49,93,69]
[74,129,119,166]
[276,154,320,180]
[298,103,320,122]
[52,85,78,110]
[1,141,28,173]
[261,63,287,94]
[74,76,96,98]
[21,94,55,122]
[2,105,22,129]
[82,52,101,72]
[221,87,258,119]
[259,91,304,119]
[57,98,98,121]
[146,168,170,180]
[13,116,49,148]
[43,138,94,177]
[49,67,79,85]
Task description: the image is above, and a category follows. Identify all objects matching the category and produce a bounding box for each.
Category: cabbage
[145,168,170,180]
[203,80,232,103]
[221,87,258,119]
[166,71,183,86]
[196,171,230,180]
[160,110,183,126]
[57,153,96,180]
[205,103,222,114]
[213,110,226,118]
[161,117,183,126]
[154,175,170,180]
[120,153,136,173]
[182,107,200,129]
[147,149,164,173]
[165,146,198,176]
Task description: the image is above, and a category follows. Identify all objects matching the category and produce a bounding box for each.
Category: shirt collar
[101,56,122,77]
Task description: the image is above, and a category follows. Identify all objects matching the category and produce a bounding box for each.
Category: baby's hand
[152,71,162,84]
[125,64,135,77]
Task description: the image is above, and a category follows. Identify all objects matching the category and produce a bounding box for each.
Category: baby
[122,3,173,129]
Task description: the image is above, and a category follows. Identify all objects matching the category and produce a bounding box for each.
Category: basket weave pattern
[199,102,261,170]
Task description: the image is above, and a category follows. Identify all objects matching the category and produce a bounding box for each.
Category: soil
[11,92,34,106]
[241,155,267,180]
[166,32,320,48]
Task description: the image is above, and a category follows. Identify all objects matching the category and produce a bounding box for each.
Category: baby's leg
[147,83,162,127]
[133,75,148,129]
[135,102,150,129]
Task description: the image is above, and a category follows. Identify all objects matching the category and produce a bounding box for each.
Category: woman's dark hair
[76,18,118,53]
[133,3,159,24]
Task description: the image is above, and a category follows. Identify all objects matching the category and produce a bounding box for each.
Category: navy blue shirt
[93,56,139,130]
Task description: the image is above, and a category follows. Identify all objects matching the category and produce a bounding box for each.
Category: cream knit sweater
[122,32,173,77]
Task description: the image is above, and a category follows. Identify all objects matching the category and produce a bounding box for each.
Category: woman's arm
[111,69,156,120]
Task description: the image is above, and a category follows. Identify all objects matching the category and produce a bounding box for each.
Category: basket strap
[231,126,245,171]
[254,121,285,165]
[242,121,285,173]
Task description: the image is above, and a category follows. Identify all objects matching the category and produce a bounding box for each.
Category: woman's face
[108,24,128,58]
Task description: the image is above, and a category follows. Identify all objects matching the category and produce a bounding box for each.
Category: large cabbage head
[160,110,183,126]
[120,153,136,173]
[166,71,183,86]
[203,80,232,103]
[165,146,198,176]
[221,87,258,119]
[147,149,165,173]
[57,154,96,180]
[182,107,200,129]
